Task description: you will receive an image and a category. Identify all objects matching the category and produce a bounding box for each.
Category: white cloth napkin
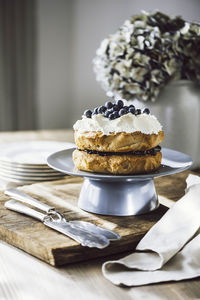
[102,174,200,286]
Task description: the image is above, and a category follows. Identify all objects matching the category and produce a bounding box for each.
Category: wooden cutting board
[0,175,175,267]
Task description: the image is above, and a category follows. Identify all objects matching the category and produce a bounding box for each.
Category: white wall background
[36,0,200,129]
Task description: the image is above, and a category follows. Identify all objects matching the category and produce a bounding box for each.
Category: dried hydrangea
[93,11,200,102]
[173,22,200,82]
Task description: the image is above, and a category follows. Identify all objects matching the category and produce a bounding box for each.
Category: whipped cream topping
[73,113,162,135]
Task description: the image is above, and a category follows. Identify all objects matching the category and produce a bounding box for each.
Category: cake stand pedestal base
[47,147,193,217]
[78,178,159,216]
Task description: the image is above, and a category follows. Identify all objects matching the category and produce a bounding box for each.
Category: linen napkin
[102,174,200,286]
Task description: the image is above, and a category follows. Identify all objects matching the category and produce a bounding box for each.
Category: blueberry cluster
[83,100,150,120]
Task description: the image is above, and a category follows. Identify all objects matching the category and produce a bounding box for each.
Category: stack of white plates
[0,141,75,185]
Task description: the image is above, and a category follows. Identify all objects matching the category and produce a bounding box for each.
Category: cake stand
[47,148,192,216]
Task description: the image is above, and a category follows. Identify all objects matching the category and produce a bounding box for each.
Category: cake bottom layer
[72,149,162,175]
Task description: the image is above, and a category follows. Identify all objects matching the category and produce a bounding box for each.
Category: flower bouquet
[93,11,200,102]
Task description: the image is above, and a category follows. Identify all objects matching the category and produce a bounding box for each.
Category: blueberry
[123,106,129,112]
[84,109,92,118]
[98,105,106,114]
[112,105,119,111]
[143,108,150,114]
[116,100,124,108]
[105,101,113,109]
[104,110,111,118]
[119,108,128,116]
[109,113,115,120]
[135,109,141,115]
[129,104,135,109]
[92,107,98,115]
[128,107,135,114]
[113,111,119,119]
[109,105,118,113]
[108,107,114,113]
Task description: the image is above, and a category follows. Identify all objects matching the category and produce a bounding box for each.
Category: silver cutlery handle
[5,188,55,213]
[5,200,46,222]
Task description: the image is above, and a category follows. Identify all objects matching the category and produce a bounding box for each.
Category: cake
[72,100,164,174]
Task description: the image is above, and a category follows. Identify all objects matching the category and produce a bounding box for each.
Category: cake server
[4,188,120,241]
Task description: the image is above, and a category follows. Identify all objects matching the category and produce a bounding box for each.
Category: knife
[5,199,110,249]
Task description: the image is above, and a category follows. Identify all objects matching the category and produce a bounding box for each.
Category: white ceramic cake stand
[47,148,192,216]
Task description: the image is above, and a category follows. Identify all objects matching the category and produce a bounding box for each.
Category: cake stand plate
[47,148,192,216]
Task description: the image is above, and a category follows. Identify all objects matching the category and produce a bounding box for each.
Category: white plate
[0,161,57,169]
[0,176,64,185]
[0,170,65,180]
[0,141,75,165]
[0,164,63,175]
[0,173,66,182]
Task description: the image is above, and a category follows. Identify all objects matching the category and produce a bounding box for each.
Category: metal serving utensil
[4,188,120,246]
[5,199,110,249]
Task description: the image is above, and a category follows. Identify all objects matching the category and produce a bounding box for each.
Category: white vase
[128,80,200,168]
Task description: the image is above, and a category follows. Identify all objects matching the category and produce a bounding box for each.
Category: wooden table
[0,130,199,300]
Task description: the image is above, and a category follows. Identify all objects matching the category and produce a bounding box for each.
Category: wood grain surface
[0,176,168,266]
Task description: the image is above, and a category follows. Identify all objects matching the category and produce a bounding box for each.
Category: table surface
[0,129,199,300]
